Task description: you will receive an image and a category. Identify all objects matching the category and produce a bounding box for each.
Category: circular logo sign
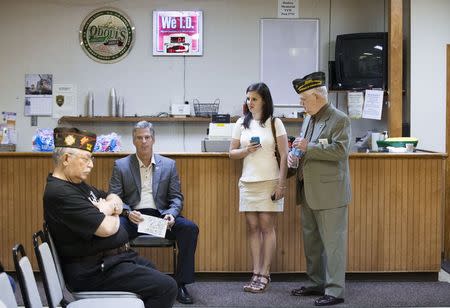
[79,8,135,63]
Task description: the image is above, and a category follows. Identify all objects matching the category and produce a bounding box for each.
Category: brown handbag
[271,117,297,179]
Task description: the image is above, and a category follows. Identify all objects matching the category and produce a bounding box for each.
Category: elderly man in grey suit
[288,72,351,306]
[109,121,199,305]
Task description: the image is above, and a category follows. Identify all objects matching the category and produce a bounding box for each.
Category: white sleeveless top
[232,117,286,182]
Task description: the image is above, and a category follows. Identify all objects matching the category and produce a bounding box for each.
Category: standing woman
[229,82,289,293]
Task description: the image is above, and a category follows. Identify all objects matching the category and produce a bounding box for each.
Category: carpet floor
[13,272,450,307]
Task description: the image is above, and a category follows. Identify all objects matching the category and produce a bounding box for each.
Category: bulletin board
[260,18,319,106]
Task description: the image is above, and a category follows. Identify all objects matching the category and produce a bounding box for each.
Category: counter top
[0,151,446,158]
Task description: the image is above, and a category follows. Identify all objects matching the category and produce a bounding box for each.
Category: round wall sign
[79,8,135,63]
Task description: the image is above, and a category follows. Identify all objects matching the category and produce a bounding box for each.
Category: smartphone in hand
[250,136,260,144]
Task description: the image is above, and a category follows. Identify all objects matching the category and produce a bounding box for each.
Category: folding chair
[31,232,145,308]
[130,235,177,275]
[43,222,137,300]
[0,262,18,308]
[12,244,45,308]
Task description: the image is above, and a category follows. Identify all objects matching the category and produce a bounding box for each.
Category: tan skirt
[239,179,284,212]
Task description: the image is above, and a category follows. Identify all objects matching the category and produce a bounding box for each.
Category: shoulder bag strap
[271,117,280,166]
[271,117,277,149]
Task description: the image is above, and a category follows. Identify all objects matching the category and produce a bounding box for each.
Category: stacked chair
[9,231,145,308]
[29,230,145,307]
[0,262,18,308]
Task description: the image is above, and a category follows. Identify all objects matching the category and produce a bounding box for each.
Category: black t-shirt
[43,174,128,257]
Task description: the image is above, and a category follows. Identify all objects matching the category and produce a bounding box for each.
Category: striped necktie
[297,117,315,182]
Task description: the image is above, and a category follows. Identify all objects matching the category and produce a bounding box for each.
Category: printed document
[362,90,384,120]
[347,92,364,119]
[138,214,168,238]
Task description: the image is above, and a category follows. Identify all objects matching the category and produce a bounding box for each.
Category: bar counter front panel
[0,152,445,273]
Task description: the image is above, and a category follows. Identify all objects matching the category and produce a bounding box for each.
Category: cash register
[201,114,234,152]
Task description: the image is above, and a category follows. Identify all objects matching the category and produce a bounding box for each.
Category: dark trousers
[64,251,177,308]
[121,208,199,284]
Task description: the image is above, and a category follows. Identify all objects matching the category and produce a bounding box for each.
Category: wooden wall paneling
[439,157,446,267]
[405,158,413,270]
[0,153,445,272]
[393,158,402,270]
[431,159,440,269]
[388,0,403,137]
[445,44,450,260]
[399,159,407,271]
[347,158,356,271]
[419,159,427,269]
[372,159,380,271]
[424,159,432,269]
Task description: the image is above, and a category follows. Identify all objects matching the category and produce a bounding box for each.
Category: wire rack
[193,98,220,117]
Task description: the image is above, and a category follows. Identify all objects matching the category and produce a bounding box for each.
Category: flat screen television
[334,32,388,90]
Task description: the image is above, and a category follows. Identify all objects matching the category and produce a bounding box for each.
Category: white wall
[0,0,385,152]
[410,0,450,152]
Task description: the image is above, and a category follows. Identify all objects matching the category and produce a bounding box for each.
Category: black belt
[62,243,131,263]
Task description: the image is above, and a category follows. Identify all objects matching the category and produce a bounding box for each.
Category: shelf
[58,116,304,124]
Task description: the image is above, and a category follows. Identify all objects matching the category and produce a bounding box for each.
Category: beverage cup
[405,143,414,153]
[290,148,302,168]
[371,132,381,151]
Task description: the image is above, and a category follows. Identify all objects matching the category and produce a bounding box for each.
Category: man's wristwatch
[120,209,130,218]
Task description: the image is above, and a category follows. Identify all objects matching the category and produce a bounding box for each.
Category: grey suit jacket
[109,153,184,218]
[297,103,352,210]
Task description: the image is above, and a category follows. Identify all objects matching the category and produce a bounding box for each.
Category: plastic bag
[94,132,121,152]
[32,128,54,152]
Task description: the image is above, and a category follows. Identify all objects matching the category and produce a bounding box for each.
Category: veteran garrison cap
[292,71,326,94]
[54,127,96,153]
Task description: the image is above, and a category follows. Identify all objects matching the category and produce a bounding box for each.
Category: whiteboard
[261,19,319,106]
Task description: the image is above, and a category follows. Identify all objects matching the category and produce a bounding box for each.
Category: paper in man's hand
[137,214,168,238]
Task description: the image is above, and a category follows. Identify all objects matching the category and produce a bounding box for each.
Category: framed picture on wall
[152,11,203,56]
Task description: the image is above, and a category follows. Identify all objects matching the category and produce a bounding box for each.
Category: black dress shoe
[314,295,344,306]
[177,285,194,304]
[291,286,325,296]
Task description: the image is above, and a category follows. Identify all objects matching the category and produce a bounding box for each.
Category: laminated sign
[79,8,135,63]
[153,11,203,56]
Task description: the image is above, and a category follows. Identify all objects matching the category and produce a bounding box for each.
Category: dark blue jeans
[120,208,199,284]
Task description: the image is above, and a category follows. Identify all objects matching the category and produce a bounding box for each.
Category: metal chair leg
[172,242,177,277]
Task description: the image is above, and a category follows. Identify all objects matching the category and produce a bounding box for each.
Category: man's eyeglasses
[67,153,95,164]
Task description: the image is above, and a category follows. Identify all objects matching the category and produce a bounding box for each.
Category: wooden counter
[0,152,445,273]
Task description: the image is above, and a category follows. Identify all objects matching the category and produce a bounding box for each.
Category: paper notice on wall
[2,112,16,127]
[26,97,52,116]
[25,74,53,116]
[347,92,364,119]
[137,214,168,238]
[53,84,77,119]
[362,90,384,120]
[278,0,299,18]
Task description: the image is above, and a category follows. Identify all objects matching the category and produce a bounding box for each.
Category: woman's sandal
[249,274,271,293]
[243,273,260,292]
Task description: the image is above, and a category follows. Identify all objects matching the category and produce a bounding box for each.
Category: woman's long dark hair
[242,82,274,129]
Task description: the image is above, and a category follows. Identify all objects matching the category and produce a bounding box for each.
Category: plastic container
[87,91,94,116]
[377,137,418,148]
[110,88,117,116]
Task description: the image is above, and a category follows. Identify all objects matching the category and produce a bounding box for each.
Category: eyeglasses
[67,153,95,164]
